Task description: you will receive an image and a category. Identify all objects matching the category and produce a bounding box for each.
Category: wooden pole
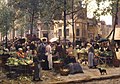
[64,0,67,53]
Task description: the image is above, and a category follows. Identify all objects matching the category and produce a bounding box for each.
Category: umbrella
[60,39,70,42]
[18,38,26,44]
[49,37,58,42]
[98,38,109,43]
[31,37,40,41]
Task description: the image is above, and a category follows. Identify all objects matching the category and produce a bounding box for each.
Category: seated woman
[64,52,76,65]
[16,48,25,58]
[64,52,83,74]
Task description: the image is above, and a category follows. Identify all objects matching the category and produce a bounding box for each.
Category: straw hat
[68,52,74,56]
[87,43,92,46]
[18,48,23,51]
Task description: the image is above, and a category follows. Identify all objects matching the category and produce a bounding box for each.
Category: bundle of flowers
[94,49,100,56]
[79,48,87,54]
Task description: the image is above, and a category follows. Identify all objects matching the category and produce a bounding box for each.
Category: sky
[87,0,112,25]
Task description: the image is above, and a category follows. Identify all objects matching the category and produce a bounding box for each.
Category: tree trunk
[12,28,15,42]
[5,26,8,48]
[30,10,35,37]
[12,20,15,42]
[111,0,119,64]
[64,0,67,53]
[72,0,75,49]
[64,0,66,53]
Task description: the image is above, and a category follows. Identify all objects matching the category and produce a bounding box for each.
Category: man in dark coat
[37,39,49,70]
[33,56,42,81]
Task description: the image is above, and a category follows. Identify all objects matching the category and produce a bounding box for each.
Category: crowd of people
[0,37,68,81]
[0,35,119,81]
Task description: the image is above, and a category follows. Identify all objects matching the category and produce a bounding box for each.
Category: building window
[58,23,62,27]
[76,29,80,36]
[76,23,79,26]
[43,33,48,38]
[66,23,69,27]
[66,29,69,36]
[58,29,62,36]
[88,33,93,39]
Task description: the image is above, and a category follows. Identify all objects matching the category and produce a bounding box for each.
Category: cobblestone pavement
[1,51,120,84]
[39,65,120,84]
[1,64,120,84]
[81,78,120,84]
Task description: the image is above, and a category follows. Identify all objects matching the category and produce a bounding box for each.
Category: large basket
[53,61,63,72]
[60,68,70,76]
[113,59,120,67]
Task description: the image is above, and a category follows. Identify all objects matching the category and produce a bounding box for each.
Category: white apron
[46,45,53,69]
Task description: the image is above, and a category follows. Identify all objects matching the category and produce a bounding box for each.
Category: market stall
[94,38,114,66]
[0,50,11,70]
[77,48,88,64]
[5,54,34,77]
[94,49,113,66]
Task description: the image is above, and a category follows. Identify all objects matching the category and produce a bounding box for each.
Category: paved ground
[80,78,120,84]
[1,50,120,84]
[1,64,120,84]
[38,65,120,84]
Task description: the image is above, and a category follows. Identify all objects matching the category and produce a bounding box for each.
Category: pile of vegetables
[0,50,4,55]
[78,48,87,54]
[6,57,33,66]
[94,49,100,56]
[99,51,113,57]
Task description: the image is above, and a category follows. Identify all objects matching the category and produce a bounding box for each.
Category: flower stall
[77,48,88,63]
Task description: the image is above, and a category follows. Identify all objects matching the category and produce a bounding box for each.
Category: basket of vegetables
[60,67,70,76]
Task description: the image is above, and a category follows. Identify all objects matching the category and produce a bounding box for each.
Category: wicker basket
[53,61,63,71]
[60,68,70,76]
[113,59,120,67]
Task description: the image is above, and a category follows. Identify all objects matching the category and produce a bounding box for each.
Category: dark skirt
[38,54,49,70]
[68,62,83,74]
[94,57,98,66]
[33,63,41,80]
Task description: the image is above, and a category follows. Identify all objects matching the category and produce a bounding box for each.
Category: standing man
[37,39,49,70]
[54,42,63,59]
[46,42,53,70]
[33,50,42,81]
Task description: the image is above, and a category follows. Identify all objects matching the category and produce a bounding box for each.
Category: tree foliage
[94,0,119,19]
[0,0,12,36]
[0,0,116,37]
[7,0,84,34]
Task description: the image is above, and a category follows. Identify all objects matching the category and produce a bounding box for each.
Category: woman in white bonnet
[16,48,25,58]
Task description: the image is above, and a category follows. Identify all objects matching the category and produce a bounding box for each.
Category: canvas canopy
[108,28,120,40]
[49,37,58,42]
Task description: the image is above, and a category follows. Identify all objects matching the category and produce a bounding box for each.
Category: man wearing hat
[37,38,49,70]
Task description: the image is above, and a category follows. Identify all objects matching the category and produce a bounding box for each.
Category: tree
[0,0,13,47]
[8,0,40,36]
[8,0,63,37]
[94,0,120,63]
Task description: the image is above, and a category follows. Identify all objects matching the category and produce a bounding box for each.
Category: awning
[98,38,109,43]
[108,28,120,40]
[49,37,58,42]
